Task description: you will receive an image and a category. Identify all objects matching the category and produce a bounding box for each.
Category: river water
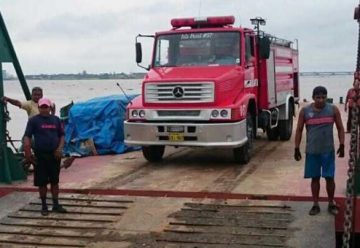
[2,75,354,140]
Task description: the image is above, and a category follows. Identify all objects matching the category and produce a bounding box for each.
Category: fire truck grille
[145,82,215,103]
[157,110,201,117]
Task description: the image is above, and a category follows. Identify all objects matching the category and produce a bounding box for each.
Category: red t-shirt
[346,88,359,107]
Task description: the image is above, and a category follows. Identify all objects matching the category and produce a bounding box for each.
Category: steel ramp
[0,192,335,247]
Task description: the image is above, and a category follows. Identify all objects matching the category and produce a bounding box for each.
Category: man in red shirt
[345,79,360,133]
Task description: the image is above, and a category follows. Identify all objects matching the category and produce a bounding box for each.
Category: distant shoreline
[2,71,354,81]
[2,72,146,81]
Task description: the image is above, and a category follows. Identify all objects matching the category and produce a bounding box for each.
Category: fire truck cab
[125,16,299,164]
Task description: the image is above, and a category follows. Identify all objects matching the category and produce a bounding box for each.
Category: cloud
[34,13,120,38]
[0,0,359,73]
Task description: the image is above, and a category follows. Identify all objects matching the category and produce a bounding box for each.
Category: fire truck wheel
[278,105,293,141]
[142,145,165,162]
[233,113,254,164]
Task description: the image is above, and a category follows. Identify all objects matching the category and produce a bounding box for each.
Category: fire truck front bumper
[124,120,247,147]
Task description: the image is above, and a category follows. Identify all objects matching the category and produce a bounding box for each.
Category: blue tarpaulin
[63,94,138,156]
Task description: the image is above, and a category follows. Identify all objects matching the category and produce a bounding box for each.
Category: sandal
[328,203,339,215]
[309,205,320,215]
[52,205,67,213]
[41,208,49,216]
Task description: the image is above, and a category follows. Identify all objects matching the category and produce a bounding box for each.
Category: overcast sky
[0,0,359,74]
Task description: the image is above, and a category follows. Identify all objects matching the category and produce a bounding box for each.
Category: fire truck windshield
[154,32,240,67]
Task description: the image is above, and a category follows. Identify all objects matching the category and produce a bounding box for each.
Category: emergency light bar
[171,16,235,28]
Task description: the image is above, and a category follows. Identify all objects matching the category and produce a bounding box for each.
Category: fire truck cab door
[244,34,257,90]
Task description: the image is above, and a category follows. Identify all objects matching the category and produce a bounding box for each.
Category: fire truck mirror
[136,42,142,63]
[259,37,270,59]
[354,6,360,20]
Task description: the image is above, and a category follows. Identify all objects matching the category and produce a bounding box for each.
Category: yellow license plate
[169,133,184,142]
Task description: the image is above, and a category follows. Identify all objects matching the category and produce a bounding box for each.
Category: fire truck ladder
[0,12,31,184]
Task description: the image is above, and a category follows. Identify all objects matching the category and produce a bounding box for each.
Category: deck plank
[0,216,107,229]
[0,234,87,247]
[8,211,114,222]
[20,204,124,216]
[0,225,96,238]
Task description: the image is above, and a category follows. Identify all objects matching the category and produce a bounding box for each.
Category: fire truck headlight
[131,110,138,118]
[211,110,219,118]
[139,110,145,118]
[220,110,228,118]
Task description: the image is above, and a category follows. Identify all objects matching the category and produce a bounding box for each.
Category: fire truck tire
[278,105,293,141]
[142,145,165,162]
[266,125,279,141]
[233,113,254,164]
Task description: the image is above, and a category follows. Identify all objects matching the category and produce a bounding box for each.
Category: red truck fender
[233,93,257,119]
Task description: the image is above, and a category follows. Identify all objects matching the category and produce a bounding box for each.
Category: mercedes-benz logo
[172,86,184,98]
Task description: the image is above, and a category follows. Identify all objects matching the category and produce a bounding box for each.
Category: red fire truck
[124,16,299,164]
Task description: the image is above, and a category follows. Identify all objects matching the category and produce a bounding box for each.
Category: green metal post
[0,64,12,183]
[0,11,27,183]
[0,12,30,100]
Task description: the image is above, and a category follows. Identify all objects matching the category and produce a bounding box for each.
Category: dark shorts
[304,151,335,178]
[34,151,61,187]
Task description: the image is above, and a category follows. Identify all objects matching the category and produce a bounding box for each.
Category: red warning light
[171,16,235,28]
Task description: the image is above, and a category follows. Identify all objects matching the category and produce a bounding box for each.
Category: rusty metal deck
[0,103,347,247]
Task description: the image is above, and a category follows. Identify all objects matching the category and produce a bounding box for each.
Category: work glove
[337,144,345,158]
[294,148,302,161]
